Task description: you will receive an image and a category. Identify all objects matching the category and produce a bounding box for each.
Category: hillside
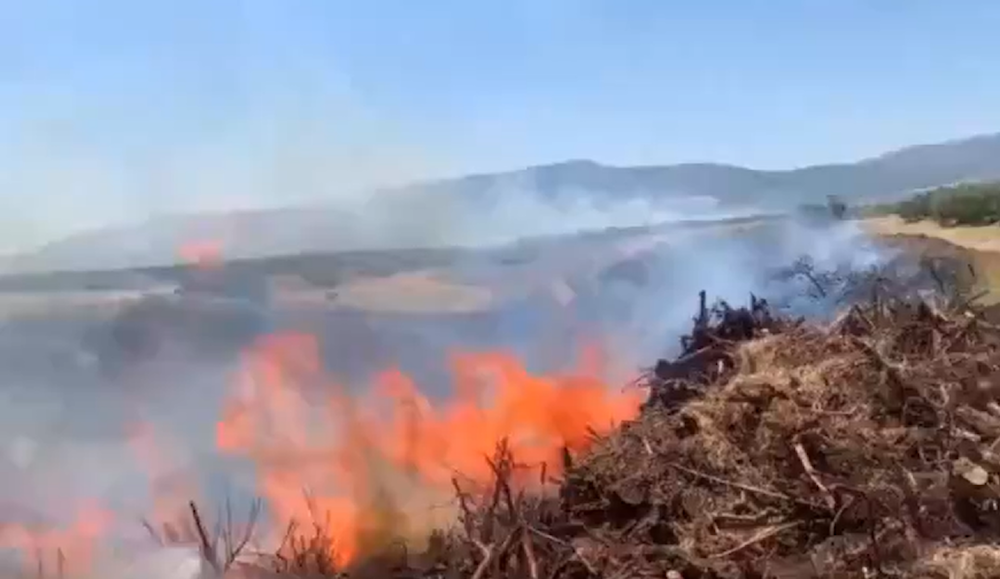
[409,132,1000,209]
[10,132,1000,273]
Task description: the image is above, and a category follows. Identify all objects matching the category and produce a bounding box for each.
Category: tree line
[864,182,1000,226]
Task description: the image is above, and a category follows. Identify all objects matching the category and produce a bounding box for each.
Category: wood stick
[189,501,221,576]
[709,521,800,559]
[471,528,521,579]
[521,528,540,579]
[669,463,816,508]
[793,440,836,510]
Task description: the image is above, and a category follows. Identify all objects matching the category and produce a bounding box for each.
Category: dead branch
[792,439,836,510]
[189,501,221,576]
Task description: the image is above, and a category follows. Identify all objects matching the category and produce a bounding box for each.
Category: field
[864,215,1000,304]
[863,215,1000,254]
[0,214,925,578]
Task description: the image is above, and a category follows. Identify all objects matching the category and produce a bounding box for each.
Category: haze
[3,1,1000,258]
[4,2,1000,575]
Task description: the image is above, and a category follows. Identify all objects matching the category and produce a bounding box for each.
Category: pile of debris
[645,291,795,411]
[384,282,1000,577]
[554,291,1000,578]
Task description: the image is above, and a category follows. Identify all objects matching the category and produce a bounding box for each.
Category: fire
[177,240,223,270]
[0,329,639,575]
[126,420,203,531]
[0,502,114,577]
[0,423,198,577]
[215,331,642,567]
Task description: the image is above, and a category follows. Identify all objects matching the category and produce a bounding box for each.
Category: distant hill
[420,132,1000,209]
[8,132,1000,273]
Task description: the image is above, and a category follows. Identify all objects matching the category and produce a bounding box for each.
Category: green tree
[874,182,1000,226]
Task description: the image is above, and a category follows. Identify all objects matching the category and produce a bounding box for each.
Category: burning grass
[16,257,1000,578]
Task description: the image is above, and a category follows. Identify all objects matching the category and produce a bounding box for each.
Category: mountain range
[10,131,1000,273]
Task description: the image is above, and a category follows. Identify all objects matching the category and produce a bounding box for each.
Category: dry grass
[866,217,1000,305]
[326,270,495,313]
[863,216,1000,254]
[913,544,1000,579]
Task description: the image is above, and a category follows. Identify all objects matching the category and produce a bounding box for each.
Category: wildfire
[1,328,640,576]
[177,240,224,270]
[126,420,203,532]
[215,331,642,567]
[0,502,114,577]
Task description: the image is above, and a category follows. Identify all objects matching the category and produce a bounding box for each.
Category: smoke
[0,42,757,272]
[565,216,890,368]
[5,171,757,273]
[0,7,908,577]
[0,59,456,269]
[0,78,755,271]
[0,199,893,577]
[357,173,749,251]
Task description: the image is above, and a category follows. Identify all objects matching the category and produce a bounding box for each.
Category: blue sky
[1,0,1000,251]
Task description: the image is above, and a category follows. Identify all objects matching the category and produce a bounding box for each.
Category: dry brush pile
[562,293,1000,579]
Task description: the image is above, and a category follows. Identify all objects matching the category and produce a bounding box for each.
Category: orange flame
[178,240,223,270]
[215,331,642,567]
[0,329,639,574]
[0,423,200,576]
[0,502,114,576]
[126,420,203,531]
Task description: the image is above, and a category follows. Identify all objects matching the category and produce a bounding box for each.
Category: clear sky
[2,0,1000,252]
